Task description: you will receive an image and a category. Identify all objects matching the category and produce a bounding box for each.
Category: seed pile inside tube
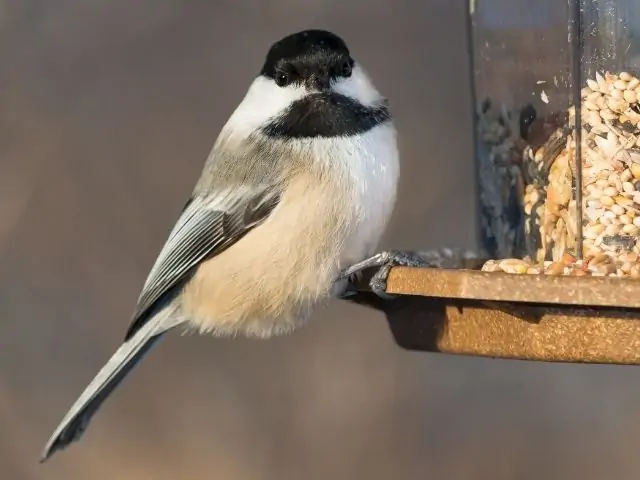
[477,70,640,278]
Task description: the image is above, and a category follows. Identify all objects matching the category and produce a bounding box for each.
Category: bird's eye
[275,72,289,87]
[341,61,353,77]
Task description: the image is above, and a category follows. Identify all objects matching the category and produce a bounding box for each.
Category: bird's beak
[306,74,331,92]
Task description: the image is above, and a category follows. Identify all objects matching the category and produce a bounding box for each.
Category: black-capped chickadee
[41,29,425,462]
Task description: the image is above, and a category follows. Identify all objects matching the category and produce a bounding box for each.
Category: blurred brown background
[2,0,640,479]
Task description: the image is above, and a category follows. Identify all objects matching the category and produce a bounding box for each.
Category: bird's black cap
[260,29,352,83]
[260,30,351,78]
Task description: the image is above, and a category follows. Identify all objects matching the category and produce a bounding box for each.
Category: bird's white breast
[314,122,400,266]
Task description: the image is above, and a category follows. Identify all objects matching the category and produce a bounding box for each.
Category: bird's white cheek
[331,64,383,107]
[223,76,306,136]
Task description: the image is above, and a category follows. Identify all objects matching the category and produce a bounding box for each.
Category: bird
[40,28,426,463]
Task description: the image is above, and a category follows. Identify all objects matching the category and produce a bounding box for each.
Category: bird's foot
[341,250,429,300]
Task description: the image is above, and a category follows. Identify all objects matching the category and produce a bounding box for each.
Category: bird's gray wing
[41,187,280,462]
[125,188,280,340]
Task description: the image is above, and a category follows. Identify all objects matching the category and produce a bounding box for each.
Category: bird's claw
[368,250,428,299]
[341,250,429,300]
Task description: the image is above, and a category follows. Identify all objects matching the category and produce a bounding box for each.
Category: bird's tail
[40,311,182,463]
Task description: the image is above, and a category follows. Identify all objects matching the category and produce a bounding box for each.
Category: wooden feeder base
[360,267,640,365]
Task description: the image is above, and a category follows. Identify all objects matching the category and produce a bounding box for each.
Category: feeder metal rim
[385,266,640,309]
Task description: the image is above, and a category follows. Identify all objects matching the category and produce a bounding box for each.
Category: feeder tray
[367,266,640,365]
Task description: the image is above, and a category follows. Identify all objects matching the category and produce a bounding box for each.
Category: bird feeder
[367,0,640,364]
